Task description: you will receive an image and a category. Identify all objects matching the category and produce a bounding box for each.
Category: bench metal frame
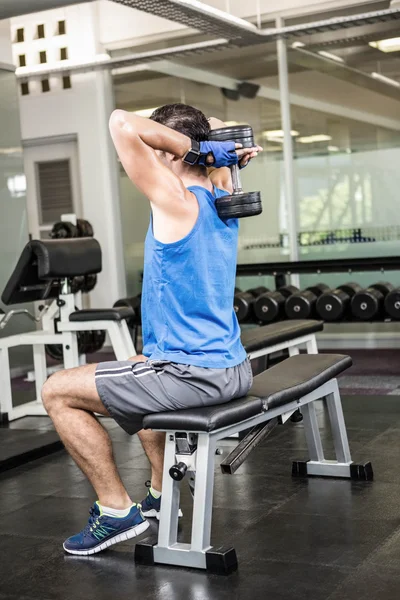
[0,291,136,422]
[140,377,354,571]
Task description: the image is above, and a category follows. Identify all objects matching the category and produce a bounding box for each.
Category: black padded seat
[241,320,324,353]
[69,307,134,322]
[143,354,351,433]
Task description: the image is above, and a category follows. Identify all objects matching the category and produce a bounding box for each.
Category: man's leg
[42,364,131,509]
[127,354,166,492]
[137,429,166,492]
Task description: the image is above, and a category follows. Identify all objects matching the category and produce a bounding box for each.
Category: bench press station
[135,353,373,573]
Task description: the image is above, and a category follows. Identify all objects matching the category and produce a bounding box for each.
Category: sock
[97,501,135,518]
[150,487,161,499]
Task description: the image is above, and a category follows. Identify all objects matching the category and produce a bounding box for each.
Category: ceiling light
[291,41,305,49]
[327,145,339,152]
[369,37,400,53]
[263,129,299,138]
[297,134,332,144]
[134,107,159,117]
[371,72,400,88]
[317,50,345,63]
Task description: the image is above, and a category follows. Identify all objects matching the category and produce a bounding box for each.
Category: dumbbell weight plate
[51,221,78,239]
[384,289,400,320]
[279,285,299,298]
[307,283,330,296]
[234,291,254,323]
[316,289,350,322]
[254,290,284,323]
[216,191,262,220]
[82,274,98,293]
[285,290,318,320]
[208,125,254,148]
[351,288,383,321]
[76,219,94,238]
[370,281,394,296]
[70,276,85,294]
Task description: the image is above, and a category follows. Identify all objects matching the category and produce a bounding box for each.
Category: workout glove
[198,140,238,168]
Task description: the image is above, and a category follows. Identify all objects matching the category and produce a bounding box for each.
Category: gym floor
[2,394,400,600]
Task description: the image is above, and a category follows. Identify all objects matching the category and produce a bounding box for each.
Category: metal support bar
[301,401,325,462]
[220,418,279,474]
[276,16,299,288]
[157,434,181,548]
[325,380,352,464]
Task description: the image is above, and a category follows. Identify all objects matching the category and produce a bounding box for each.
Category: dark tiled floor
[1,397,400,599]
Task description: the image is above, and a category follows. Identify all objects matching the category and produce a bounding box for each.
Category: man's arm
[109,110,192,208]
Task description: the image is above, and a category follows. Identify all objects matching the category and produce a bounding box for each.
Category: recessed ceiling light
[317,50,345,63]
[369,37,400,53]
[371,72,400,88]
[263,129,299,138]
[328,145,339,152]
[297,134,332,144]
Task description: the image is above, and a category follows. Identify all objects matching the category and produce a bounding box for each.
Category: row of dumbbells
[235,282,400,323]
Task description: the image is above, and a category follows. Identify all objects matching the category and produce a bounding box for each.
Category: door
[23,137,81,239]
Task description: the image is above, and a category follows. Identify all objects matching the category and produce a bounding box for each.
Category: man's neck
[180,173,213,193]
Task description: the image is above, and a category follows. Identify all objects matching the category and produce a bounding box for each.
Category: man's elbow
[109,109,136,138]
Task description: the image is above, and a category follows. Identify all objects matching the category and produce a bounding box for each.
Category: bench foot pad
[206,546,238,574]
[134,535,157,565]
[350,461,374,481]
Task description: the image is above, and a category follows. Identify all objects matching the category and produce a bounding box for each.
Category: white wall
[11,3,126,308]
[0,20,13,63]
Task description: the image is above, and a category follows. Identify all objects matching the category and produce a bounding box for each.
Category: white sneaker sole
[142,508,183,520]
[63,520,150,555]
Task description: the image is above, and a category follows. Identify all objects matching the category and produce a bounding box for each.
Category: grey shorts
[95,358,253,435]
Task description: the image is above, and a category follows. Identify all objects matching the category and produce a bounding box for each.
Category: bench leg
[135,432,238,573]
[293,380,373,481]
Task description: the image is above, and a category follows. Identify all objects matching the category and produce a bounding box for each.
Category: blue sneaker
[63,502,149,555]
[140,481,183,519]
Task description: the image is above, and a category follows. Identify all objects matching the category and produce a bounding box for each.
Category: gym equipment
[50,221,78,239]
[113,295,142,328]
[285,283,330,320]
[135,353,372,573]
[45,329,106,361]
[316,282,362,322]
[208,125,262,219]
[384,288,400,320]
[82,274,98,293]
[254,285,299,323]
[76,218,94,238]
[351,281,395,321]
[0,238,137,422]
[234,287,268,323]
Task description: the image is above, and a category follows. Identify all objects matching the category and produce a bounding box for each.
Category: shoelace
[83,506,101,537]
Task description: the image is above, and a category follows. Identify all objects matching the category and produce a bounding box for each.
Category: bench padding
[143,354,351,432]
[241,320,323,353]
[69,307,134,322]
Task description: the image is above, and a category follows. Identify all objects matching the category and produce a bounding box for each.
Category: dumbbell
[234,287,268,323]
[351,281,395,321]
[114,294,142,329]
[51,221,78,239]
[316,282,362,322]
[208,125,262,219]
[384,288,400,320]
[285,283,330,320]
[254,285,299,323]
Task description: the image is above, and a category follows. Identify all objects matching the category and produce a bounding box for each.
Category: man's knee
[42,371,66,413]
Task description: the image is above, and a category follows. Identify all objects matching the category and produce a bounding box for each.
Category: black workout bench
[135,353,373,573]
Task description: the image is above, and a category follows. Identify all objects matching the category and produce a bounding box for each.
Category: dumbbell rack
[237,256,400,349]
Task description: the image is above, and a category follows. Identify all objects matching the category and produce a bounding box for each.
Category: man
[42,103,262,556]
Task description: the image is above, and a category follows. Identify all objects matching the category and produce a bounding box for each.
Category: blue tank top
[141,185,246,368]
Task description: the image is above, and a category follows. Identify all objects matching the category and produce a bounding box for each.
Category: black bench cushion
[69,307,134,322]
[143,354,351,433]
[241,320,324,353]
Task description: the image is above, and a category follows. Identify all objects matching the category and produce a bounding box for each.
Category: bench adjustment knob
[169,462,187,481]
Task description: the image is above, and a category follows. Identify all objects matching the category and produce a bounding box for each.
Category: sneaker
[140,481,183,519]
[63,502,149,556]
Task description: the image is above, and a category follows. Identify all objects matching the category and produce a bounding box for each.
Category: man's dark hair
[150,103,210,142]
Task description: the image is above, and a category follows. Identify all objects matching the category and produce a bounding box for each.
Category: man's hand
[208,117,263,168]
